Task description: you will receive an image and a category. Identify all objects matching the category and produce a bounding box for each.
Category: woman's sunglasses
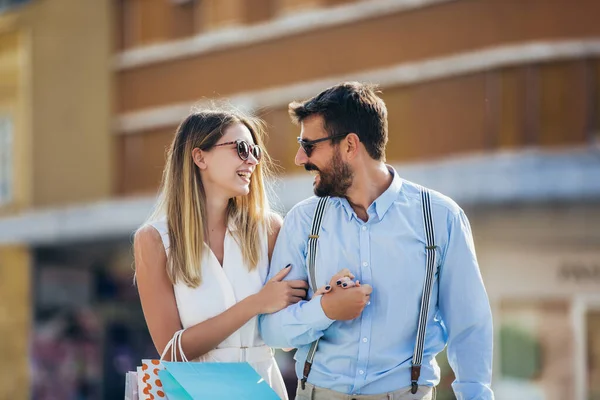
[214,139,262,162]
[297,133,349,157]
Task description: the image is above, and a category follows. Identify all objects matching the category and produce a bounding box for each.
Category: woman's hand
[312,268,361,296]
[253,265,309,314]
[330,268,361,288]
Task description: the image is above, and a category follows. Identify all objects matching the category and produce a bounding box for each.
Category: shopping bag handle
[160,329,189,362]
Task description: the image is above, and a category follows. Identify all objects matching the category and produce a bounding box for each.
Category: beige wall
[115,58,599,196]
[22,0,113,207]
[116,0,600,113]
[471,204,600,298]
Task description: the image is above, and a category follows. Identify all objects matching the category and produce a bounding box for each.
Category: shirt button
[361,226,367,231]
[362,262,368,267]
[362,337,368,343]
[359,370,365,375]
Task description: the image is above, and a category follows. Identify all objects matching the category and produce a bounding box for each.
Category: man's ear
[345,133,361,160]
[192,147,208,170]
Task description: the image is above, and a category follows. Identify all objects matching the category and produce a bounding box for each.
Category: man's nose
[295,147,307,167]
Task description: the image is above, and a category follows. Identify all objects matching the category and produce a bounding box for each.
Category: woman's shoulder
[137,218,170,251]
[266,212,283,233]
[133,225,168,270]
[135,224,164,249]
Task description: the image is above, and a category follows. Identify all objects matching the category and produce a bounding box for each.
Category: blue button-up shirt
[259,168,494,399]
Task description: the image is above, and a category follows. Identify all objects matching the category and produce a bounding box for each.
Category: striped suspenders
[411,187,437,394]
[301,196,330,390]
[300,189,436,395]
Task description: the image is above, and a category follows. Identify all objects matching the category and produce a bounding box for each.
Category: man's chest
[306,223,439,293]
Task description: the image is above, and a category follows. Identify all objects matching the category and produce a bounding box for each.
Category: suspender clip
[301,360,312,389]
[411,381,419,394]
[410,365,421,394]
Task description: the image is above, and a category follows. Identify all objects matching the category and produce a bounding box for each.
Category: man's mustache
[304,163,320,172]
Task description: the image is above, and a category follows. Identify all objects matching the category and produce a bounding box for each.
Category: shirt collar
[374,165,402,220]
[335,165,402,222]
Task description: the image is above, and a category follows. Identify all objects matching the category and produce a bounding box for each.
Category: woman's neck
[202,184,230,232]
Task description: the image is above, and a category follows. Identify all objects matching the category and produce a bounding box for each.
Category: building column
[130,0,171,45]
[200,0,247,31]
[0,245,31,400]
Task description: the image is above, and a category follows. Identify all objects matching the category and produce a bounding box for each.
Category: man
[258,82,494,400]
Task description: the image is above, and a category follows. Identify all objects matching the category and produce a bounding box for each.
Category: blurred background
[0,0,598,399]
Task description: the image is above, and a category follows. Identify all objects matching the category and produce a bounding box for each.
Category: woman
[134,108,308,399]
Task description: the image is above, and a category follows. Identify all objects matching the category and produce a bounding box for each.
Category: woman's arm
[134,225,306,361]
[267,212,283,262]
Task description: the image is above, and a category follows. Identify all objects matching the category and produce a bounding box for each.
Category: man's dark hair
[289,81,388,161]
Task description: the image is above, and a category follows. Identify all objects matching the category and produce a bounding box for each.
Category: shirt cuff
[304,295,335,331]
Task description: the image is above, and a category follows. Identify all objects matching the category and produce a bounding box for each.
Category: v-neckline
[206,229,228,269]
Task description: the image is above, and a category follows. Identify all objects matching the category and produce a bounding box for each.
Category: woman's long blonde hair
[144,108,274,288]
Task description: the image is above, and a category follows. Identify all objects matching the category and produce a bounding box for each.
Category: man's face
[295,115,353,197]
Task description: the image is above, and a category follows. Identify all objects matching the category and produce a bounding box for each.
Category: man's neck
[345,161,392,221]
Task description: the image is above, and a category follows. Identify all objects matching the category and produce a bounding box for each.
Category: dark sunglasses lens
[252,146,262,161]
[304,144,314,157]
[237,141,250,160]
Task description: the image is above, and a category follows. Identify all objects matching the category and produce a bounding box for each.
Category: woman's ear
[192,148,208,170]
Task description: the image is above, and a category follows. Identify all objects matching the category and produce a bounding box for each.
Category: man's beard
[305,151,353,198]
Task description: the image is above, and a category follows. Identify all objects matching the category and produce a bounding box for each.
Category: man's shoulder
[286,196,323,219]
[284,195,344,226]
[400,179,462,217]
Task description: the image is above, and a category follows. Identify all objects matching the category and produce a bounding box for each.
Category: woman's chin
[233,185,251,197]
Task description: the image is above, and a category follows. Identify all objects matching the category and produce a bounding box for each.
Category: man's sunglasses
[214,139,262,162]
[297,133,349,157]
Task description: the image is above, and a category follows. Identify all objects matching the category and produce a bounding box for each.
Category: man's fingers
[332,269,355,285]
[335,268,351,276]
[271,265,292,282]
[360,284,373,295]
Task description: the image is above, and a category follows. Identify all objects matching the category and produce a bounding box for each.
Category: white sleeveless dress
[147,219,288,399]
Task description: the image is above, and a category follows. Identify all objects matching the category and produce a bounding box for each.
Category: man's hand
[321,282,372,320]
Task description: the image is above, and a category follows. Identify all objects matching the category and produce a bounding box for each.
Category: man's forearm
[447,316,494,400]
[258,295,334,348]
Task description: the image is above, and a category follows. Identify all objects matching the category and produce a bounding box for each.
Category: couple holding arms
[134,82,494,400]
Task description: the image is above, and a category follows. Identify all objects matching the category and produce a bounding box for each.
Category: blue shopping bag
[158,361,280,400]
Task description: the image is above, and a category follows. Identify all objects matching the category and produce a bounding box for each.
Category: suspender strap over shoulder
[301,196,330,389]
[411,187,437,394]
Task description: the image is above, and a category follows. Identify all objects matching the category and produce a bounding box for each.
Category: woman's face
[200,122,261,198]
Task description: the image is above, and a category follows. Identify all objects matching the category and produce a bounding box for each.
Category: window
[0,115,13,206]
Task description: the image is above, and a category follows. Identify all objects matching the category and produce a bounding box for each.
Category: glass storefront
[588,310,600,400]
[31,240,155,400]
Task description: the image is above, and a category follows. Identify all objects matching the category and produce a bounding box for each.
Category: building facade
[0,0,598,398]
